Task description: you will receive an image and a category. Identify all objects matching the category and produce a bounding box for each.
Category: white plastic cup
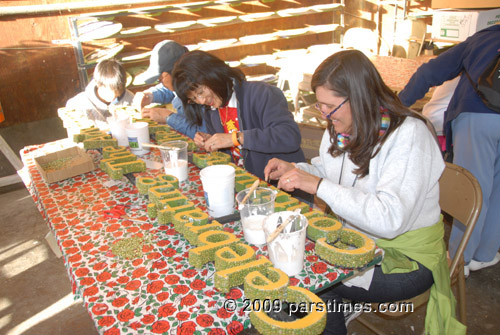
[200,165,235,218]
[236,187,276,246]
[125,122,150,156]
[263,211,308,276]
[159,140,188,183]
[108,115,130,147]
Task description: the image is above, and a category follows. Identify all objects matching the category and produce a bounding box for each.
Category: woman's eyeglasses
[187,86,207,105]
[315,98,349,119]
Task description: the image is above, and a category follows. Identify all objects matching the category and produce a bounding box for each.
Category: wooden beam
[0,134,23,171]
[0,174,22,187]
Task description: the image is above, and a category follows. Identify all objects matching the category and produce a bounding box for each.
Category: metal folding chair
[356,162,482,334]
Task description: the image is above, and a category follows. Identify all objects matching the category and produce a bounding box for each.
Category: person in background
[66,58,133,129]
[264,50,464,335]
[133,40,207,138]
[172,50,306,181]
[420,76,460,153]
[398,25,500,277]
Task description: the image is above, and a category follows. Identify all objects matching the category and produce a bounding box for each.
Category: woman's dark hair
[172,50,245,126]
[94,58,126,96]
[311,49,426,178]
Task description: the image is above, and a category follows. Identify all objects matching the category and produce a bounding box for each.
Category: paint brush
[239,179,260,207]
[266,214,299,243]
[140,143,175,150]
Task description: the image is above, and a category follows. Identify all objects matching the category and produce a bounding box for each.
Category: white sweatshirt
[297,116,445,241]
[66,80,134,130]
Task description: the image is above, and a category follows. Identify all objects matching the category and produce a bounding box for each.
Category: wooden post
[0,101,23,187]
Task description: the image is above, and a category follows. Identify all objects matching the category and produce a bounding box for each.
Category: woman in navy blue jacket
[172,50,306,180]
[399,25,500,276]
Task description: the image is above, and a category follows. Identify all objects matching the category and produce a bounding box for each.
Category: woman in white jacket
[264,50,464,335]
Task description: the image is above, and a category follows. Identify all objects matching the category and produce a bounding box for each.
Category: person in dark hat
[133,40,207,138]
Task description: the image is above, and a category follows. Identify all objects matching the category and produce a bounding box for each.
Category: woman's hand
[204,133,232,152]
[194,132,212,148]
[264,158,295,182]
[278,168,322,195]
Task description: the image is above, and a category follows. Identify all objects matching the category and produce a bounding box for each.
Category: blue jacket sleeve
[166,96,207,139]
[398,42,468,106]
[148,84,175,105]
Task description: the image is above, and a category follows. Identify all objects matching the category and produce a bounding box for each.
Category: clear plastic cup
[236,187,276,246]
[159,140,188,183]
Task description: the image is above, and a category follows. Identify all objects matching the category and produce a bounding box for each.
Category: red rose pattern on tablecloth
[177,321,196,335]
[99,316,116,327]
[92,303,108,315]
[227,321,244,335]
[147,280,164,294]
[112,297,128,307]
[141,314,155,324]
[225,288,242,300]
[103,327,120,335]
[148,272,160,280]
[158,303,176,318]
[173,284,189,295]
[180,294,197,307]
[117,309,134,322]
[196,314,214,327]
[19,141,382,334]
[151,320,170,333]
[190,279,206,290]
[176,311,190,321]
[165,274,180,285]
[311,261,328,274]
[156,292,169,302]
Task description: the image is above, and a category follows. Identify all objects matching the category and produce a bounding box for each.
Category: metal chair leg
[457,261,467,325]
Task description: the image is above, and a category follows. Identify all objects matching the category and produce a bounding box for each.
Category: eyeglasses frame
[315,97,349,119]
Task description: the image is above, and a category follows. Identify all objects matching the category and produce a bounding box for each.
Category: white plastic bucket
[200,165,235,217]
[125,122,150,156]
[108,115,130,147]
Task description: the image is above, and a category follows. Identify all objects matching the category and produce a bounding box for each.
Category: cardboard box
[35,146,95,183]
[432,8,500,42]
[432,0,500,9]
